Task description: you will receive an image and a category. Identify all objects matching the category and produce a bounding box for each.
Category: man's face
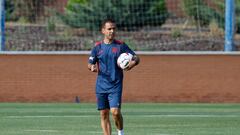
[102,22,116,40]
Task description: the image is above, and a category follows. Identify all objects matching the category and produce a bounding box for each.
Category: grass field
[0,103,240,135]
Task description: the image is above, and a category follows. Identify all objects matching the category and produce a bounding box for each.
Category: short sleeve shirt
[88,40,135,93]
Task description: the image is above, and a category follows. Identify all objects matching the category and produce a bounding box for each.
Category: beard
[107,34,115,40]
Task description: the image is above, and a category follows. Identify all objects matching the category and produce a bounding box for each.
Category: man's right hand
[88,64,98,72]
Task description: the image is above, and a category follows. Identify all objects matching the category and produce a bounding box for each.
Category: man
[88,19,140,135]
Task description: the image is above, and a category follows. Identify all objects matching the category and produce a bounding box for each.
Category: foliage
[59,0,168,31]
[182,0,224,27]
[209,20,224,37]
[47,17,56,32]
[171,28,182,38]
[182,0,240,33]
[214,0,240,33]
[66,0,88,12]
[5,0,15,21]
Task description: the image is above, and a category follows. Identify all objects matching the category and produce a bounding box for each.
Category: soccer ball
[117,53,133,69]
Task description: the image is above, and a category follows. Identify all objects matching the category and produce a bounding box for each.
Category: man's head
[101,19,116,41]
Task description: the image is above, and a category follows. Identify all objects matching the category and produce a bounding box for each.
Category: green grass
[0,103,240,135]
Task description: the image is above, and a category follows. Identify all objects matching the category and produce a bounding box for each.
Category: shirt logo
[98,50,104,55]
[112,47,118,53]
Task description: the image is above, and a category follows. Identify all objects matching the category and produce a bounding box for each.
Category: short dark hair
[101,18,116,29]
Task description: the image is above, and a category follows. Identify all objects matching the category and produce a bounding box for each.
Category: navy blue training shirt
[88,40,135,93]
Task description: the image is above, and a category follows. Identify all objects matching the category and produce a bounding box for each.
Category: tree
[59,0,168,31]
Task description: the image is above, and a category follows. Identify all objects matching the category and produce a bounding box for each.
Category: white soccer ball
[117,53,133,69]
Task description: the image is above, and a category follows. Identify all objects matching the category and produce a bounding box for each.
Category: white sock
[118,129,124,135]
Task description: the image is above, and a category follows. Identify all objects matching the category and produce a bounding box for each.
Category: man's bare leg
[111,108,123,135]
[100,109,112,135]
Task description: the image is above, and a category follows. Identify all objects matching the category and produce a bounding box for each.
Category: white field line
[6,115,93,118]
[131,114,240,118]
[4,114,240,119]
[86,131,103,134]
[24,129,59,133]
[152,134,173,135]
[24,130,104,134]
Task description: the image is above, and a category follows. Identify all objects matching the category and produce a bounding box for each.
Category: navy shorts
[96,91,122,110]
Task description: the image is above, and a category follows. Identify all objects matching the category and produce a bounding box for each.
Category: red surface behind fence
[0,54,240,103]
